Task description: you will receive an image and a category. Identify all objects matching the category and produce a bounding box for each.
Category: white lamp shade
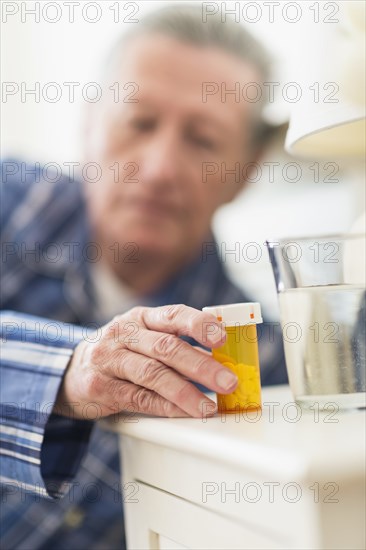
[285,1,365,159]
[285,107,366,158]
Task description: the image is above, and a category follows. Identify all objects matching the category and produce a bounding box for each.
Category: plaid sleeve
[0,311,94,500]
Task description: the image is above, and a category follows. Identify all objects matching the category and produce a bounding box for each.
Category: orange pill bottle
[203,303,263,413]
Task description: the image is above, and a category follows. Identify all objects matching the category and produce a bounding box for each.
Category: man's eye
[131,118,156,131]
[190,135,216,150]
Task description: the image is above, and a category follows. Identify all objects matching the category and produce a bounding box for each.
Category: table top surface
[103,385,366,480]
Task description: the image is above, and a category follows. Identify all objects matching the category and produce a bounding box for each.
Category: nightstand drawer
[126,481,285,550]
[119,436,316,547]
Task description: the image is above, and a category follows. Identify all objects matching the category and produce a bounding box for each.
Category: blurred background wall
[1,1,364,318]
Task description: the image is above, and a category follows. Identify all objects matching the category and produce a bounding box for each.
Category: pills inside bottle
[203,303,262,413]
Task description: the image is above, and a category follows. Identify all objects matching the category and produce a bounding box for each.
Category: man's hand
[53,304,238,420]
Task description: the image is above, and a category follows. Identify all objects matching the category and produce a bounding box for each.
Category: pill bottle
[203,303,263,413]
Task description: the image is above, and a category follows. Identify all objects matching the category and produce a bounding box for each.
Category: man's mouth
[126,197,182,218]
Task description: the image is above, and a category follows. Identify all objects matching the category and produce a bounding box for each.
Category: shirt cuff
[0,311,93,499]
[41,413,94,498]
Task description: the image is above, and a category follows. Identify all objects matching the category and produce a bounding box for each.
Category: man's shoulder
[1,158,85,231]
[1,158,84,195]
[176,239,249,311]
[220,276,247,304]
[201,241,249,306]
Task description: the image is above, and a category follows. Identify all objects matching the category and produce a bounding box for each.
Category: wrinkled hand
[53,304,238,419]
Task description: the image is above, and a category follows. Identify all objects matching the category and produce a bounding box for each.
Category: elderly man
[0,5,287,549]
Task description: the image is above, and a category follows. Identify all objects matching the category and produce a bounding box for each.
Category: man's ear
[219,151,262,206]
[240,121,288,189]
[223,122,287,204]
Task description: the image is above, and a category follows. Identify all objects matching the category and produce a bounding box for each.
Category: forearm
[0,311,94,499]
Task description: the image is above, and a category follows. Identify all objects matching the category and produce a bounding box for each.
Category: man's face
[84,34,260,264]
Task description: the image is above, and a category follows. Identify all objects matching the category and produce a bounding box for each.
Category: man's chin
[112,234,183,261]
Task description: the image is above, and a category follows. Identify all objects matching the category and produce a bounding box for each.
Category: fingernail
[216,369,238,391]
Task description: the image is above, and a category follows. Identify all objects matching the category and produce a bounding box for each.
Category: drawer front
[120,437,317,548]
[120,436,366,550]
[124,481,285,550]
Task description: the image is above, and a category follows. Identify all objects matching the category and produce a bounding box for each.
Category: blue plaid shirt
[0,159,287,549]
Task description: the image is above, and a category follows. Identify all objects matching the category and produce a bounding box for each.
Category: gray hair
[104,3,274,147]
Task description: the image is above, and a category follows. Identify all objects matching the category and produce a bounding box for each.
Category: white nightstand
[104,385,365,550]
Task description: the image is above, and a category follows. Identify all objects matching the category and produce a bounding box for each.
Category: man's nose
[139,128,181,190]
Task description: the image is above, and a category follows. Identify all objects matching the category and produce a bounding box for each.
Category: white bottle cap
[202,302,263,326]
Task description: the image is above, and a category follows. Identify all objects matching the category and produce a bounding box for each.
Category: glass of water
[266,234,366,410]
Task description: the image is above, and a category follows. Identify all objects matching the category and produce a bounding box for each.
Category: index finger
[127,304,226,348]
